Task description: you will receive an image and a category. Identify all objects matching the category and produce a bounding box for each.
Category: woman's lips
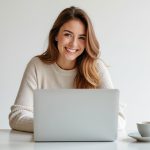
[65,47,77,53]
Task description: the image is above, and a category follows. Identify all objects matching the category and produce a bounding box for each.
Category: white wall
[0,0,150,132]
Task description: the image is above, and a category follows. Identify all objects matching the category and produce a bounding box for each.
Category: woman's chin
[64,55,77,61]
[65,57,76,62]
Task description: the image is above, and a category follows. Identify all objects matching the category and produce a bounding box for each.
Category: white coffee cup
[137,122,150,137]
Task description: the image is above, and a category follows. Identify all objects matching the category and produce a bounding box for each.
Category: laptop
[33,89,119,142]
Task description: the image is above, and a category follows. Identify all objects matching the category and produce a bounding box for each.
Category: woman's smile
[65,47,78,53]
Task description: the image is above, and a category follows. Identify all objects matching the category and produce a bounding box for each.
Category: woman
[9,6,126,132]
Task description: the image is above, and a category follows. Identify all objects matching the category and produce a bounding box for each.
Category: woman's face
[56,19,86,64]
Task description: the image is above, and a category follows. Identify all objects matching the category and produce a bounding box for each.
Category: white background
[0,0,150,132]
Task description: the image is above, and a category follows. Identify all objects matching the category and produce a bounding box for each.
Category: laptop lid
[34,89,119,141]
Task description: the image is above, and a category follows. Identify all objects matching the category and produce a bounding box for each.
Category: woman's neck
[56,58,76,70]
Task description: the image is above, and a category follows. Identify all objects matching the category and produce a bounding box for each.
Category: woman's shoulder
[27,56,46,68]
[97,59,109,72]
[97,59,114,88]
[23,56,46,74]
[28,56,42,65]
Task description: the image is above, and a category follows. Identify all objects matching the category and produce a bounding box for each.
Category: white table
[0,129,150,150]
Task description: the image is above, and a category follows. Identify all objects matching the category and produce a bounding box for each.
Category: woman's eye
[64,33,72,37]
[79,37,86,40]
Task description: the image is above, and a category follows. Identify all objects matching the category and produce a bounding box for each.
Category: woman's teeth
[66,48,76,53]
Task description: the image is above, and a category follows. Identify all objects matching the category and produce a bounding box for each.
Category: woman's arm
[9,57,37,132]
[98,60,126,131]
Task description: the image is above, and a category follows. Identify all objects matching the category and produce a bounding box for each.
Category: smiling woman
[8,6,126,132]
[38,6,100,88]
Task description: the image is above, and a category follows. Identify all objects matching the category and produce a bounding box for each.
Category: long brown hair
[37,6,101,88]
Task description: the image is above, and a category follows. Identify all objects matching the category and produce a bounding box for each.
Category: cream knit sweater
[9,57,126,132]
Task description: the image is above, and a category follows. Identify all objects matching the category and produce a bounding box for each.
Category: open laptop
[33,89,119,142]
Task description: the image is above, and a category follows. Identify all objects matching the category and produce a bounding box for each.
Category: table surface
[1,129,150,150]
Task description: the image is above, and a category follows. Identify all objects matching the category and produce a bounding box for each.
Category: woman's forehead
[59,19,86,35]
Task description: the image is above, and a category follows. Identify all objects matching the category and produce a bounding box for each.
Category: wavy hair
[37,6,101,88]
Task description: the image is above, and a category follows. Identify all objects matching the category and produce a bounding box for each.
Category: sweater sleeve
[98,60,126,131]
[9,57,37,132]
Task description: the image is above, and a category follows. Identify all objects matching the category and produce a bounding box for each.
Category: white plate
[128,132,150,142]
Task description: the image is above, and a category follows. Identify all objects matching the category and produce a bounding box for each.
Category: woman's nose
[70,37,78,47]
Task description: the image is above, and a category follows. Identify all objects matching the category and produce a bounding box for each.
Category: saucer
[128,132,150,142]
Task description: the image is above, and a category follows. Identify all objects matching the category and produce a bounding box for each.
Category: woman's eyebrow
[63,30,86,37]
[63,30,73,33]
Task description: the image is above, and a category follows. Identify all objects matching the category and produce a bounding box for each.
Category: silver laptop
[33,89,119,142]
